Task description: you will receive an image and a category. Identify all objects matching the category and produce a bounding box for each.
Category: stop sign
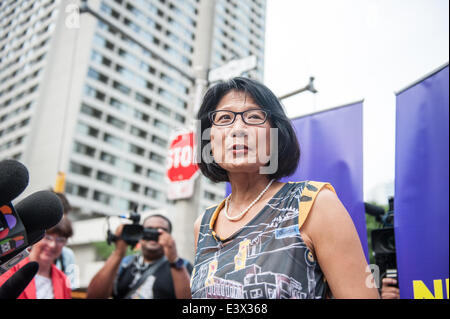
[166,131,199,182]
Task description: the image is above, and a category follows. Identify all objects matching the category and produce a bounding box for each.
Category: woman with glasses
[191,77,379,299]
[0,216,73,299]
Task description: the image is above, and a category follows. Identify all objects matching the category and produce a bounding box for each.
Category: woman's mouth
[230,144,249,154]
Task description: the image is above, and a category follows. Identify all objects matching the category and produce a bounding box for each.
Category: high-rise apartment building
[0,0,266,249]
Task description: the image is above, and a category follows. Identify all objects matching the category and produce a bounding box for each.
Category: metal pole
[278,76,317,100]
[171,0,217,263]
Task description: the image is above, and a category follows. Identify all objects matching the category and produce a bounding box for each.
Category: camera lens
[142,228,160,241]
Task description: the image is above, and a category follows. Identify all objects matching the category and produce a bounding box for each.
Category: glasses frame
[208,108,271,126]
[43,234,67,246]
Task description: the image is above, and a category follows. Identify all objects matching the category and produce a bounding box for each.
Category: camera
[106,211,160,248]
[365,197,398,288]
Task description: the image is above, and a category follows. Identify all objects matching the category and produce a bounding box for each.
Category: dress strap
[298,181,336,230]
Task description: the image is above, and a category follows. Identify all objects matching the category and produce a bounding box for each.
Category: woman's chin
[39,253,55,263]
[220,160,263,173]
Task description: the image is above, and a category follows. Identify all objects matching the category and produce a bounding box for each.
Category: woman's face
[31,233,66,265]
[210,90,272,174]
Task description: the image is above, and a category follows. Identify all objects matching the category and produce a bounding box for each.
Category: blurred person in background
[87,214,192,299]
[52,191,79,290]
[0,215,74,299]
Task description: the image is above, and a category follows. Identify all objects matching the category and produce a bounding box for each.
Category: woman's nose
[229,115,248,137]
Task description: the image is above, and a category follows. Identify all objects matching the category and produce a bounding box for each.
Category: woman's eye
[218,114,231,121]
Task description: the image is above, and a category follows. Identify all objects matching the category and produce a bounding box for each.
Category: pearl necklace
[224,179,275,221]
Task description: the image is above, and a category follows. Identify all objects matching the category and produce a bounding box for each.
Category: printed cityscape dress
[191,181,336,299]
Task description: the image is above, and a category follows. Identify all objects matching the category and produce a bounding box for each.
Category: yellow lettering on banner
[413,280,444,299]
[234,239,250,271]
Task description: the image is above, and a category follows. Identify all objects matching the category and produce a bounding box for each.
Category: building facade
[0,0,266,269]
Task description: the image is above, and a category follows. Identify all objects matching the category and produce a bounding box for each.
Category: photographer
[87,214,192,299]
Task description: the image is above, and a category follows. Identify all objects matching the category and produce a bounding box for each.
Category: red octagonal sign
[166,131,199,182]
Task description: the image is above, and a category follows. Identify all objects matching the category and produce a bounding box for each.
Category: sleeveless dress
[190,181,336,299]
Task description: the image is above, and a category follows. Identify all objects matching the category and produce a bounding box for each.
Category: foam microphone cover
[0,261,39,299]
[0,159,29,204]
[14,191,63,233]
[27,230,45,245]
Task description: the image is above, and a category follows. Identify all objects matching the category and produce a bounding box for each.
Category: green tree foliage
[93,241,136,261]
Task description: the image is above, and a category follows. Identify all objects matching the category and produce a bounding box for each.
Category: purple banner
[226,101,368,259]
[286,102,367,260]
[395,64,449,299]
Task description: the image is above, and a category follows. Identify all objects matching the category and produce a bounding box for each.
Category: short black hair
[196,77,301,183]
[143,214,172,233]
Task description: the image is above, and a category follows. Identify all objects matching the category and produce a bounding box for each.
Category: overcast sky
[263,0,449,203]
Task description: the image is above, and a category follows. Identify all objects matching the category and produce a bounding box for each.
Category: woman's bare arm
[302,188,380,299]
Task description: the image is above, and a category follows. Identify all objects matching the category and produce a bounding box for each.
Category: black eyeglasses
[209,109,270,126]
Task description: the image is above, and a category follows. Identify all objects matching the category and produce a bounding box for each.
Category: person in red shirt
[0,215,73,299]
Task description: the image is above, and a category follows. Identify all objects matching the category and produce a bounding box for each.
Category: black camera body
[365,197,398,287]
[106,212,160,248]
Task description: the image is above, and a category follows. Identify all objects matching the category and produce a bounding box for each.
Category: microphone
[14,191,64,233]
[0,159,63,298]
[0,160,31,273]
[0,191,63,273]
[0,261,39,299]
[0,160,29,204]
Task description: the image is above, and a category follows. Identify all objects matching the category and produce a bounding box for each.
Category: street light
[278,76,318,100]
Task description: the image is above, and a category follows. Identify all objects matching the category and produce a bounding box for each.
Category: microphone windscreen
[27,230,45,245]
[0,160,29,204]
[15,191,63,233]
[0,261,39,299]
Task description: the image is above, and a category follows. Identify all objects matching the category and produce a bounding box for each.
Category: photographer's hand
[381,278,400,299]
[157,229,178,263]
[86,224,128,299]
[114,224,128,256]
[157,229,191,299]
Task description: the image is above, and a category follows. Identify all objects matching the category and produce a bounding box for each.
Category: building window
[76,122,99,138]
[87,67,108,84]
[96,171,116,184]
[81,103,102,119]
[129,143,145,156]
[73,141,96,157]
[66,183,89,198]
[69,161,92,177]
[151,135,167,148]
[103,133,125,150]
[130,126,147,139]
[93,190,112,204]
[149,151,165,164]
[113,81,131,95]
[106,115,126,130]
[100,151,117,165]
